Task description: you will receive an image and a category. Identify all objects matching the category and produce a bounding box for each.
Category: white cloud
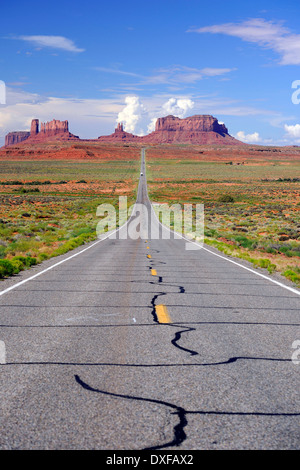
[236,130,261,143]
[97,64,235,87]
[16,35,85,53]
[147,117,157,134]
[189,18,300,65]
[145,65,234,85]
[116,95,194,136]
[284,123,300,138]
[116,96,148,135]
[162,98,194,118]
[94,67,141,78]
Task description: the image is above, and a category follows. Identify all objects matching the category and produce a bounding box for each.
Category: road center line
[155,304,172,324]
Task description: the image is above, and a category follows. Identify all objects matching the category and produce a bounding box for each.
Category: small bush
[0,256,37,278]
[253,258,271,269]
[232,235,254,249]
[11,259,24,272]
[218,194,235,203]
[283,268,300,284]
[38,253,49,262]
[0,259,15,277]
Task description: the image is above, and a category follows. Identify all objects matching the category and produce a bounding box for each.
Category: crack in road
[74,374,300,450]
[149,266,198,357]
[74,374,187,450]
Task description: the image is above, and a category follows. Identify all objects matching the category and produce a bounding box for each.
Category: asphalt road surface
[0,149,299,450]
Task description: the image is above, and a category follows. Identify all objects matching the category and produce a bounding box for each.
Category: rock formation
[30,119,39,136]
[4,118,79,146]
[98,115,243,145]
[40,119,69,136]
[5,131,30,147]
[155,115,228,133]
[30,119,79,142]
[4,114,244,147]
[142,115,241,145]
[98,122,140,142]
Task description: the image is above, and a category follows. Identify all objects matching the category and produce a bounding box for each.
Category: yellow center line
[151,269,157,276]
[155,304,172,324]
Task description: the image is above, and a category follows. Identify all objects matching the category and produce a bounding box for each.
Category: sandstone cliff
[30,119,39,136]
[29,119,79,142]
[98,115,243,145]
[4,114,243,147]
[40,119,69,135]
[5,131,31,147]
[4,119,79,146]
[142,115,241,145]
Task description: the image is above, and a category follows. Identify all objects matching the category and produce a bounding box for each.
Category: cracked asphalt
[0,149,299,450]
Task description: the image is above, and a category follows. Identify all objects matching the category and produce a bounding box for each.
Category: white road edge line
[149,190,300,297]
[143,150,299,297]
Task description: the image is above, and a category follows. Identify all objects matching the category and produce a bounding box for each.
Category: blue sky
[1,0,300,145]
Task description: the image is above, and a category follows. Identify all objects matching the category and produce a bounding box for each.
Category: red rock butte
[4,114,244,147]
[97,122,141,143]
[4,119,79,146]
[98,115,244,145]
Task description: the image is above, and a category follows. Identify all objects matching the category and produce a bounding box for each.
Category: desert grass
[146,152,300,286]
[0,157,139,278]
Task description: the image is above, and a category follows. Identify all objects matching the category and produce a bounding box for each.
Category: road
[0,148,299,450]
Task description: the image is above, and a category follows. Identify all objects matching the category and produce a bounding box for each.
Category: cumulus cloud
[15,35,85,53]
[147,117,157,134]
[116,96,148,135]
[236,131,261,143]
[189,18,300,65]
[162,98,194,118]
[284,123,300,138]
[116,96,194,135]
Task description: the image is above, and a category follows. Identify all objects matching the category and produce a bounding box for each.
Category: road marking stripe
[151,269,157,276]
[155,304,171,323]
